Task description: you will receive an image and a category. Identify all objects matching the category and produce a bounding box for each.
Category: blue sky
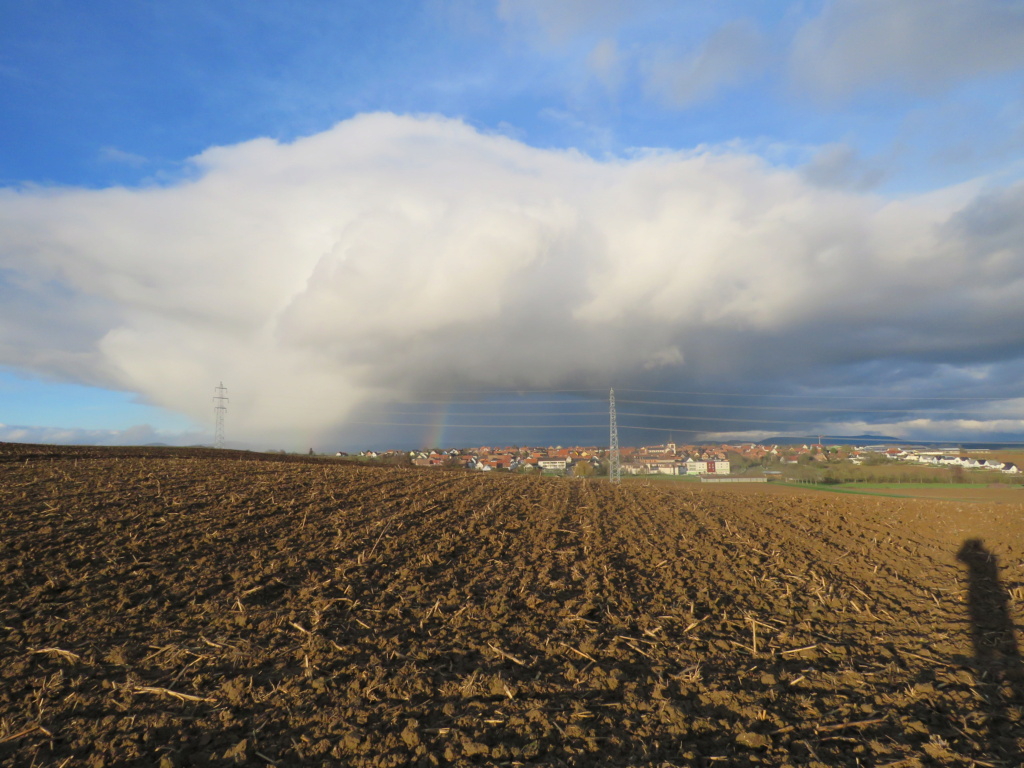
[2,0,1024,449]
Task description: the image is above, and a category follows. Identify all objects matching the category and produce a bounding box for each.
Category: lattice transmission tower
[609,388,621,484]
[213,382,228,449]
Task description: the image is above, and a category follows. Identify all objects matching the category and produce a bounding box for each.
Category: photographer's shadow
[957,539,1024,762]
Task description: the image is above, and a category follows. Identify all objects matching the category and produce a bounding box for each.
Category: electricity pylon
[609,388,621,483]
[213,382,228,449]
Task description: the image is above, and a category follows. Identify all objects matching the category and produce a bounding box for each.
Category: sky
[2,0,1024,450]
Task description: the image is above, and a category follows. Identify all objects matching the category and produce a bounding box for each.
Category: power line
[334,388,1024,444]
[339,409,1023,429]
[376,401,1011,417]
[621,425,754,433]
[366,395,1019,414]
[615,424,1024,444]
[616,388,1014,402]
[398,386,1017,402]
[413,388,605,396]
[616,399,1000,414]
[378,403,606,409]
[378,409,609,416]
[343,420,608,429]
[621,412,901,426]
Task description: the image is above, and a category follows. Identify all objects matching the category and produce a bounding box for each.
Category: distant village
[338,441,1020,476]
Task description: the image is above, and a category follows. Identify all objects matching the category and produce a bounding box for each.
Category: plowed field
[2,444,1024,767]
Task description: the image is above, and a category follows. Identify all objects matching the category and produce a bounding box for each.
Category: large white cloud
[2,113,1024,444]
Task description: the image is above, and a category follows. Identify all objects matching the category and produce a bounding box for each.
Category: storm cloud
[2,113,1023,444]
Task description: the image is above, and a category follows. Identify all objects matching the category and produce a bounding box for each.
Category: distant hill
[757,435,902,446]
[755,435,1024,449]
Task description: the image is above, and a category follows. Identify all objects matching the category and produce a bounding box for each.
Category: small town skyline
[332,439,1021,478]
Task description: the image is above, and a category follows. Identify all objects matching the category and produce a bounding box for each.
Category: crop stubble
[2,444,1023,766]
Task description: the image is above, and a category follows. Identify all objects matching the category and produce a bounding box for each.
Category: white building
[537,458,568,472]
[682,459,730,475]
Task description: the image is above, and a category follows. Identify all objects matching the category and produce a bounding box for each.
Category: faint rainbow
[422,400,453,449]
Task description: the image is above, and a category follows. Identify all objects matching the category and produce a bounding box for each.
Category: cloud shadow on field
[956,538,1024,764]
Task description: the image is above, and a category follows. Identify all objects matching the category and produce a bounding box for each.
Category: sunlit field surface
[3,444,1023,766]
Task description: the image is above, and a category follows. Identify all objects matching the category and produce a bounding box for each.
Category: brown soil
[678,479,1024,504]
[2,443,1024,766]
[845,486,1024,504]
